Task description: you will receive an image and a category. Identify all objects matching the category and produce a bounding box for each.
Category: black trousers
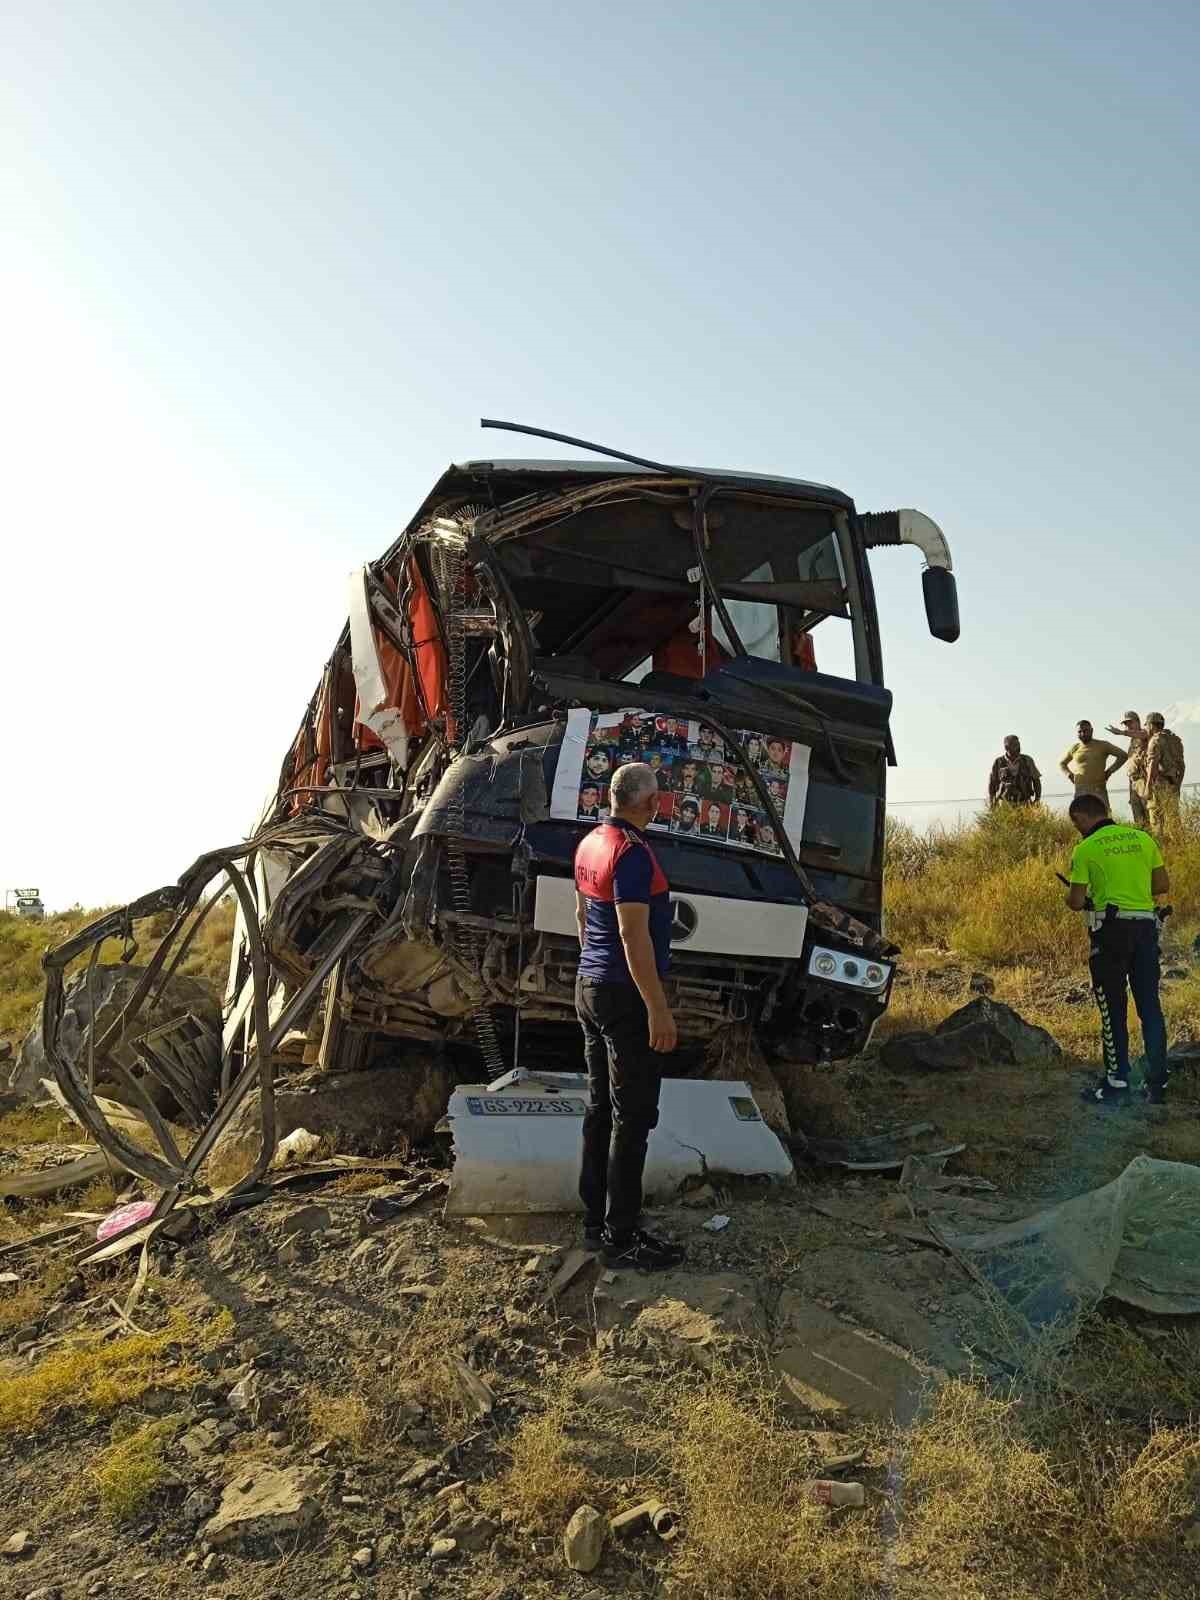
[1089,917,1168,1087]
[575,976,664,1241]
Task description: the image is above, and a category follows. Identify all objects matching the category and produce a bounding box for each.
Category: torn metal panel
[444,1072,794,1216]
[348,565,411,770]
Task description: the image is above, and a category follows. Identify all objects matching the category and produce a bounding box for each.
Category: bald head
[610,761,659,825]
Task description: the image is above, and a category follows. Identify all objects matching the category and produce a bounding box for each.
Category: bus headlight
[807,946,892,992]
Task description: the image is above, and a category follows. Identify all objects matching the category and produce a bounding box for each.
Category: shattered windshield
[499,493,853,681]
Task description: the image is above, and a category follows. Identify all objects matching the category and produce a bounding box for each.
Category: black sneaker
[1143,1080,1168,1105]
[1081,1075,1130,1107]
[601,1228,685,1273]
[583,1224,605,1251]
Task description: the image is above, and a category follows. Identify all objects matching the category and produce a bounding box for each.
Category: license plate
[465,1096,587,1117]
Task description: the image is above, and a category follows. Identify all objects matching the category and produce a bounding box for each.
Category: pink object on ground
[96,1200,156,1242]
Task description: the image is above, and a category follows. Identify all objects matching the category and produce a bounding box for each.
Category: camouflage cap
[1120,710,1141,723]
[1146,711,1166,728]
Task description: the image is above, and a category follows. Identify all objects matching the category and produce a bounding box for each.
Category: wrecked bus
[41,424,959,1203]
[255,427,959,1075]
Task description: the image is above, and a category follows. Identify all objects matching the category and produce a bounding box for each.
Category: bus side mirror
[922,566,960,643]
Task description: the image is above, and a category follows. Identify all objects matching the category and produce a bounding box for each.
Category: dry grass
[0,1308,207,1435]
[895,1380,1078,1589]
[892,1377,1200,1598]
[0,1105,72,1147]
[0,1255,73,1331]
[304,1387,374,1450]
[0,896,235,1055]
[668,1372,878,1600]
[886,803,1200,978]
[91,1416,181,1521]
[489,1385,598,1529]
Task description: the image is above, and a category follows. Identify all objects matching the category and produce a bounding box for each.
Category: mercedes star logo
[669,897,698,944]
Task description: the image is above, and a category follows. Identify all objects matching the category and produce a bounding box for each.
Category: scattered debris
[0,1152,111,1200]
[806,1479,866,1507]
[805,1122,965,1173]
[540,1247,598,1306]
[429,1537,457,1560]
[563,1504,606,1573]
[703,1213,732,1232]
[774,1294,928,1418]
[2,1530,32,1557]
[446,1071,792,1216]
[611,1500,662,1539]
[593,1271,766,1370]
[95,1200,157,1243]
[936,1154,1200,1344]
[451,1359,496,1418]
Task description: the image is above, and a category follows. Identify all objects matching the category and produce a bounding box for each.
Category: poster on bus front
[549,707,810,858]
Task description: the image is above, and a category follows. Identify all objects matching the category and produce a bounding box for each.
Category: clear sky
[5,0,1199,910]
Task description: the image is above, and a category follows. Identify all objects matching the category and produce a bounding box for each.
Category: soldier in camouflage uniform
[1145,713,1186,838]
[1107,711,1150,827]
[988,734,1042,806]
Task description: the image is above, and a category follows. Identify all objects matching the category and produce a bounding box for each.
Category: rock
[445,1514,498,1552]
[397,1457,439,1489]
[211,1059,454,1171]
[882,998,1060,1072]
[202,1465,322,1549]
[279,1205,331,1238]
[1164,965,1188,980]
[563,1505,605,1573]
[341,1494,367,1507]
[24,1588,60,1600]
[350,1547,374,1570]
[9,963,220,1118]
[429,1537,457,1560]
[593,1271,765,1369]
[180,1420,222,1459]
[182,1490,218,1522]
[2,1530,31,1556]
[968,972,995,995]
[227,1373,260,1411]
[574,1368,647,1417]
[377,1534,396,1560]
[200,1553,224,1576]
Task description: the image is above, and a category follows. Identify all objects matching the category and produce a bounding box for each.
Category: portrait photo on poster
[549,707,809,856]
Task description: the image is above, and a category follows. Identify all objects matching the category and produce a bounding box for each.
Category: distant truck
[5,888,45,921]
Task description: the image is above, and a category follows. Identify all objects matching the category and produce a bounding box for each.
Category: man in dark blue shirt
[573,761,684,1272]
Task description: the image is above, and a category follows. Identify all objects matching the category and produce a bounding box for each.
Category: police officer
[1065,793,1171,1105]
[574,762,686,1271]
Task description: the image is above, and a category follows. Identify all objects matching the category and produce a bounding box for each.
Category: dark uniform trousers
[1089,916,1168,1088]
[575,976,663,1240]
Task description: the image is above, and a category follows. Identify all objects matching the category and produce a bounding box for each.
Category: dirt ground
[3,968,1200,1600]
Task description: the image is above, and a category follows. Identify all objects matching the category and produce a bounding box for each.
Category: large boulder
[10,963,221,1114]
[880,997,1061,1073]
[212,1055,454,1172]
